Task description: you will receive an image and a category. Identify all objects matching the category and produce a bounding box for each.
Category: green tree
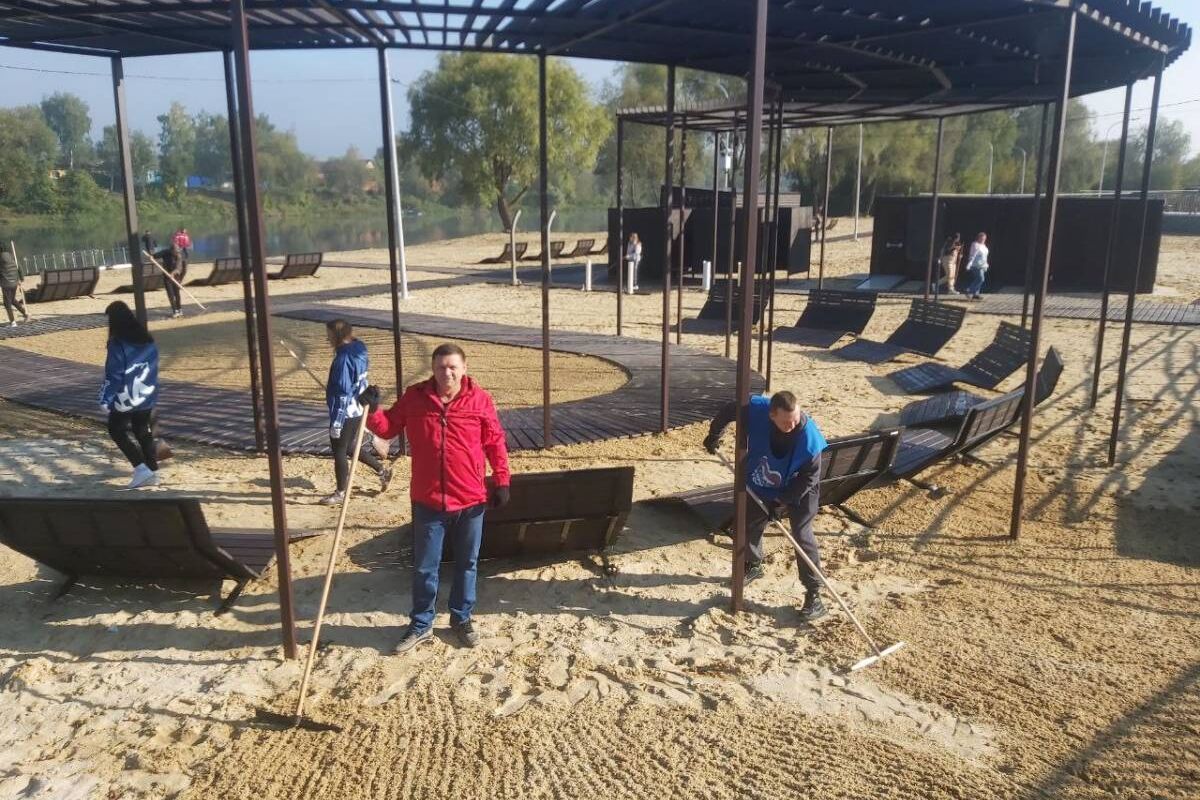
[23,171,60,214]
[40,92,92,169]
[192,112,231,185]
[1125,118,1191,191]
[157,101,196,198]
[404,53,610,229]
[253,114,318,203]
[0,106,59,210]
[96,125,156,191]
[60,170,109,217]
[322,146,371,199]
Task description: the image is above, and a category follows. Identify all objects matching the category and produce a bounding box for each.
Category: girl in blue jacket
[99,301,160,488]
[322,319,391,505]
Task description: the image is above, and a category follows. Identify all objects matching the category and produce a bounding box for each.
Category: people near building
[322,318,391,506]
[99,301,160,489]
[625,232,642,292]
[964,231,990,300]
[1,241,29,327]
[940,233,963,295]
[704,390,829,623]
[360,343,511,653]
[158,244,187,318]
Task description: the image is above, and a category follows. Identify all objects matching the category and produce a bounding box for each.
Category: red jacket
[366,376,510,512]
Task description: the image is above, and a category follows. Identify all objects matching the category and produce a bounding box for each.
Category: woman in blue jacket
[322,319,391,505]
[99,301,160,488]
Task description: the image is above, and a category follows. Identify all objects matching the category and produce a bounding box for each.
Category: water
[10,206,608,270]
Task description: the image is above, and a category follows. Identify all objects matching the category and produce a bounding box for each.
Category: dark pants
[107,409,158,470]
[330,420,383,492]
[410,502,486,633]
[748,488,822,591]
[2,286,27,322]
[163,268,185,312]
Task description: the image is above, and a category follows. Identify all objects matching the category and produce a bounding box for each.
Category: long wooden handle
[294,412,369,721]
[278,337,327,390]
[141,250,207,310]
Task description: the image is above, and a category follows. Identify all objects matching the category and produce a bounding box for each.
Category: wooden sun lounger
[522,240,565,261]
[887,321,1033,394]
[116,261,167,294]
[663,429,902,532]
[561,238,596,259]
[590,240,609,256]
[479,241,528,264]
[0,497,319,614]
[24,267,100,303]
[899,347,1064,428]
[268,252,322,280]
[440,467,634,575]
[833,299,966,363]
[688,283,765,328]
[773,289,878,348]
[190,257,244,287]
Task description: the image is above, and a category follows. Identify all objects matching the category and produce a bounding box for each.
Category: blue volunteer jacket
[327,338,369,436]
[99,338,159,412]
[746,394,827,501]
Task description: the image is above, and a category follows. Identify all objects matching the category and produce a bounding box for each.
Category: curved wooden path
[0,307,760,454]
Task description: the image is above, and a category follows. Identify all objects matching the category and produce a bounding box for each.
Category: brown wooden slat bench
[440,467,634,575]
[0,497,319,614]
[661,429,902,532]
[522,240,566,261]
[690,283,765,327]
[24,267,100,303]
[561,238,596,259]
[190,257,244,286]
[116,261,166,293]
[479,241,528,264]
[773,289,878,348]
[834,299,966,364]
[590,240,609,256]
[899,347,1064,428]
[269,252,323,280]
[888,321,1033,394]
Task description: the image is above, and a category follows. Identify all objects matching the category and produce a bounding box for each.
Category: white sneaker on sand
[127,464,158,489]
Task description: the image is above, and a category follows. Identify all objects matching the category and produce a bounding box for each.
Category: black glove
[359,385,381,413]
[489,485,510,509]
[703,434,720,455]
[767,500,787,522]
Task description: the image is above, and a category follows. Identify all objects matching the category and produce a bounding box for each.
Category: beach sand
[0,228,1196,799]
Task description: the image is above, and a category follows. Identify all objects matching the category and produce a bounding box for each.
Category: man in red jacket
[360,343,510,653]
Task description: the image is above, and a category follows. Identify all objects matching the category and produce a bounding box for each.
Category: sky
[0,0,1196,161]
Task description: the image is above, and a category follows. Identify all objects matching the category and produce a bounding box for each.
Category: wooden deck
[0,307,761,454]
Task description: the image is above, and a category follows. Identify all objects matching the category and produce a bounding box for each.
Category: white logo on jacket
[113,361,155,412]
[750,456,783,489]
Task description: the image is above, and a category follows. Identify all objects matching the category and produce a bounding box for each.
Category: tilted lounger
[479,241,528,264]
[0,497,318,614]
[440,467,634,575]
[687,282,765,329]
[24,267,100,303]
[773,289,878,348]
[887,321,1033,394]
[833,299,966,364]
[561,238,596,259]
[268,252,322,280]
[522,240,566,261]
[190,257,244,287]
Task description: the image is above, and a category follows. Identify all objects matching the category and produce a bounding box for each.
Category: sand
[0,228,1197,800]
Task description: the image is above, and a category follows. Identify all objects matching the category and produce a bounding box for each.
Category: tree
[405,53,610,228]
[0,106,58,210]
[192,112,231,185]
[96,125,156,191]
[40,92,91,169]
[253,115,318,202]
[322,147,372,199]
[60,170,109,217]
[1125,118,1192,191]
[157,101,196,198]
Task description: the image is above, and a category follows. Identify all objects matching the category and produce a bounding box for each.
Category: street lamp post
[1016,147,1028,194]
[987,142,994,194]
[1098,119,1135,196]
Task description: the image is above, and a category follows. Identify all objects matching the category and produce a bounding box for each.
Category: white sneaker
[127,463,157,488]
[7,321,15,328]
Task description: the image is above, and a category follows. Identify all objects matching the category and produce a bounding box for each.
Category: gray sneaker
[452,620,479,649]
[378,467,393,493]
[393,626,433,655]
[319,490,345,506]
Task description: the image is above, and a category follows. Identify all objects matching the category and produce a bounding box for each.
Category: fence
[20,245,130,275]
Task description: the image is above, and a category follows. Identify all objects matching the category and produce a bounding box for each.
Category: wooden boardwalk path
[0,307,761,454]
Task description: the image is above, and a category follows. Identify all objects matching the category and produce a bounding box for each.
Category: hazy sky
[0,0,1195,160]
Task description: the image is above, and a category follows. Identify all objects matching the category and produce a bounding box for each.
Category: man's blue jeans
[965,267,987,297]
[410,502,485,634]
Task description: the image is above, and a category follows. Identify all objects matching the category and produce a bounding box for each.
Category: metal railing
[20,245,130,275]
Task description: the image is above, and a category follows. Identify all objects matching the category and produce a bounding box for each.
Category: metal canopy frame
[1,0,1187,631]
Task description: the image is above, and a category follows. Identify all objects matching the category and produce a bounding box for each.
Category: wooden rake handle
[141,250,207,310]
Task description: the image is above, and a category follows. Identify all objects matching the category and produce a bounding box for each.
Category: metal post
[732,0,769,613]
[660,64,676,434]
[710,130,721,314]
[676,120,687,345]
[378,47,406,394]
[231,0,298,657]
[854,123,863,241]
[223,49,265,453]
[111,57,146,326]
[616,119,625,336]
[1108,64,1164,466]
[509,209,522,286]
[817,126,833,290]
[1090,83,1134,408]
[538,53,552,449]
[925,118,945,302]
[1089,83,1132,407]
[1021,105,1051,328]
[766,100,783,392]
[724,125,740,359]
[1010,12,1076,541]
